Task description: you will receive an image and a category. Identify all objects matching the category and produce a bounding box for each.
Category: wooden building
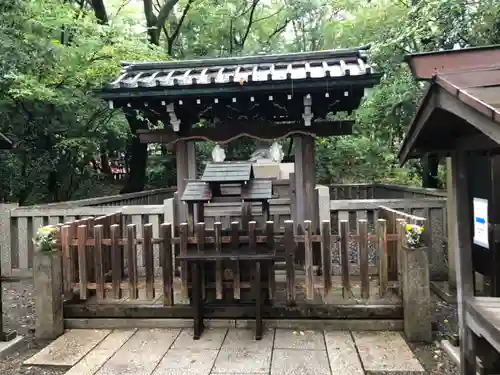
[101,46,381,230]
[399,45,500,374]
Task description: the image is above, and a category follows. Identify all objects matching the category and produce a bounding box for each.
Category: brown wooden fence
[55,217,409,306]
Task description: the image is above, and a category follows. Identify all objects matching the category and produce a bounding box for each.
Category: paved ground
[1,279,461,374]
[25,328,427,375]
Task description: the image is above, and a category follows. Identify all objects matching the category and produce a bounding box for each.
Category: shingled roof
[100,45,380,99]
[242,180,273,201]
[181,182,212,202]
[201,162,254,183]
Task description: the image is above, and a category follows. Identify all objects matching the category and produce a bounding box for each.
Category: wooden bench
[177,250,276,341]
[465,297,500,373]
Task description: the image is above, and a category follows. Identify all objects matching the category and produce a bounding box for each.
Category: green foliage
[0,0,165,204]
[2,0,500,203]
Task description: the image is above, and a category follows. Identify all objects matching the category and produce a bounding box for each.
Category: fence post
[33,250,64,340]
[0,204,18,277]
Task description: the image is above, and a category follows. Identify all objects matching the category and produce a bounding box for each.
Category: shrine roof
[201,162,254,183]
[181,182,212,202]
[101,45,380,99]
[243,180,273,201]
[398,44,500,164]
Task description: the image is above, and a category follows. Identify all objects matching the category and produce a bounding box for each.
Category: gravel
[1,278,460,374]
[0,279,66,375]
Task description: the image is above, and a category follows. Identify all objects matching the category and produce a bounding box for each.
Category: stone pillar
[187,141,197,179]
[0,204,18,277]
[34,251,64,340]
[401,246,432,342]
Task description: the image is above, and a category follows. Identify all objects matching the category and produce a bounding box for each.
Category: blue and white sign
[473,197,489,248]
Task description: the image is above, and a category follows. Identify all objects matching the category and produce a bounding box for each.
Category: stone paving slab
[152,348,219,375]
[94,328,180,375]
[271,348,331,375]
[172,328,227,350]
[324,331,364,375]
[24,329,111,367]
[65,329,137,375]
[221,328,274,351]
[274,329,326,350]
[213,347,272,374]
[352,331,425,373]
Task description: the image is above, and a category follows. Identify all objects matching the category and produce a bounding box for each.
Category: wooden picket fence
[56,217,407,306]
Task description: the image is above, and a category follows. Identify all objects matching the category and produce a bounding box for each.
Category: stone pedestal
[34,251,64,340]
[401,246,432,342]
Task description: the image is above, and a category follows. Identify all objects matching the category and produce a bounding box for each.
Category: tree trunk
[421,154,439,189]
[121,114,148,193]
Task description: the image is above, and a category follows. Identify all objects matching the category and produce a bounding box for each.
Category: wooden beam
[438,87,500,146]
[138,120,353,144]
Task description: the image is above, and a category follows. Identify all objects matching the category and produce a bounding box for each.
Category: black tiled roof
[201,162,254,183]
[242,180,273,201]
[105,46,375,91]
[181,182,212,202]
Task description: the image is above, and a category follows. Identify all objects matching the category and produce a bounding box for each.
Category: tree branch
[266,18,290,43]
[167,0,193,54]
[239,0,260,51]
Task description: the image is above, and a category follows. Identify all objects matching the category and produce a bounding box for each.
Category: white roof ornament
[212,143,226,162]
[269,142,284,163]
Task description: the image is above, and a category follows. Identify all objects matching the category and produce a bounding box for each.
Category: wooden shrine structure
[101,46,381,231]
[399,45,500,374]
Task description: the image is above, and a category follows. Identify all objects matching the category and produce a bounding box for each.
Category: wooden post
[304,220,314,300]
[231,221,241,300]
[143,223,154,300]
[94,225,105,300]
[321,220,332,299]
[127,224,138,299]
[160,223,173,306]
[358,219,369,299]
[110,224,122,299]
[176,140,189,223]
[451,151,475,374]
[77,225,88,300]
[214,221,223,300]
[446,157,457,289]
[284,220,296,305]
[302,135,316,223]
[377,219,388,297]
[339,220,351,299]
[294,137,305,230]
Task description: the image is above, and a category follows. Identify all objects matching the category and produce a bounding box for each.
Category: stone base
[0,335,24,359]
[431,281,457,303]
[441,339,460,366]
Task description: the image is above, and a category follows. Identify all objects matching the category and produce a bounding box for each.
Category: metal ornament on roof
[212,143,226,162]
[269,142,284,163]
